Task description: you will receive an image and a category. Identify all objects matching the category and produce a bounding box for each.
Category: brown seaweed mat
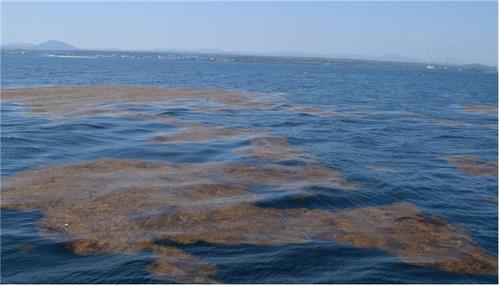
[1,86,497,282]
[2,159,496,282]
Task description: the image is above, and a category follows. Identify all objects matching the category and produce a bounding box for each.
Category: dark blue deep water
[1,53,498,283]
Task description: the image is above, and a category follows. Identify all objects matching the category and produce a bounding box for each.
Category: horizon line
[2,40,498,68]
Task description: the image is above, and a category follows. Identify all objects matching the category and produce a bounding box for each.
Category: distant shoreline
[2,48,497,71]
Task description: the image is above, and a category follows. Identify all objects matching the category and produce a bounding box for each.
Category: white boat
[426,52,436,69]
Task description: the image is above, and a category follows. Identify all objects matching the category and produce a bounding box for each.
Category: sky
[1,1,498,66]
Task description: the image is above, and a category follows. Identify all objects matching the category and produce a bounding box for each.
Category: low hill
[2,40,76,50]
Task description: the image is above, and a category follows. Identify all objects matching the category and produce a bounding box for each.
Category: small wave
[42,54,98,59]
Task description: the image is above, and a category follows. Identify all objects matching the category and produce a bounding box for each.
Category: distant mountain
[35,40,76,50]
[2,40,76,50]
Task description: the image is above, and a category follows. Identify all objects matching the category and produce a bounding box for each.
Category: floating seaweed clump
[460,104,498,116]
[153,126,263,144]
[444,155,498,176]
[287,105,341,117]
[2,159,496,282]
[234,135,314,163]
[18,244,36,253]
[485,196,498,205]
[1,86,272,117]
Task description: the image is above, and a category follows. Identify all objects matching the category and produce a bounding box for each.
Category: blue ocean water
[1,52,498,283]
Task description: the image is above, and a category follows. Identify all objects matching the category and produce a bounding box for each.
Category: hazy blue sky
[2,1,497,65]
